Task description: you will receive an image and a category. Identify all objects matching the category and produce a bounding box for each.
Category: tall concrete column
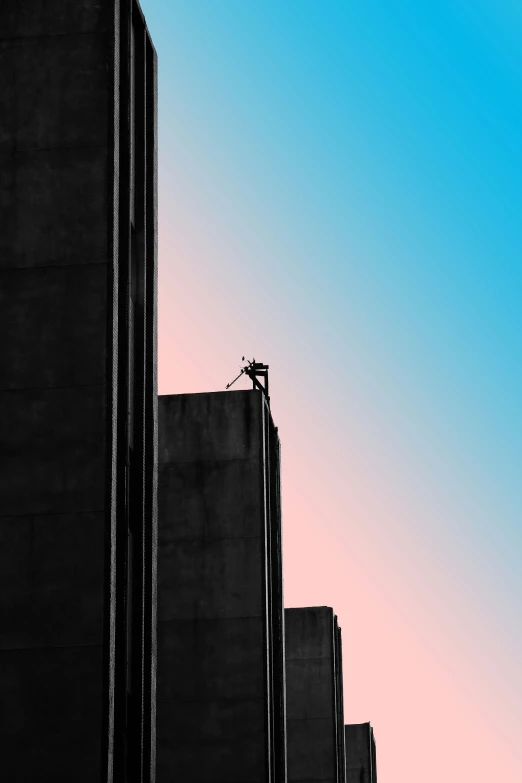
[285,607,346,783]
[345,723,377,783]
[0,2,158,780]
[157,390,287,782]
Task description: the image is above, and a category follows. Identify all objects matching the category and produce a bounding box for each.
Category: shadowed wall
[285,607,346,783]
[0,2,158,780]
[157,390,286,782]
[345,724,377,783]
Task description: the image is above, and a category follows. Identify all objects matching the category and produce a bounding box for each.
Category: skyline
[145,2,521,782]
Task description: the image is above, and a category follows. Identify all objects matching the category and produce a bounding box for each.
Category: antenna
[226,356,270,406]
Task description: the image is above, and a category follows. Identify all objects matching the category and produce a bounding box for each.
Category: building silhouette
[1,2,379,782]
[286,607,346,783]
[345,723,377,783]
[157,391,286,782]
[0,2,157,780]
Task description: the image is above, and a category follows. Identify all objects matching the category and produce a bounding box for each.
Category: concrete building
[344,724,377,783]
[0,2,367,782]
[285,607,346,783]
[0,2,158,781]
[157,390,286,782]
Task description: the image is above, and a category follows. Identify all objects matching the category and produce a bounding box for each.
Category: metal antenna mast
[226,357,270,407]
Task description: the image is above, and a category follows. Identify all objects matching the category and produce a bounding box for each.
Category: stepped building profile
[0,2,378,782]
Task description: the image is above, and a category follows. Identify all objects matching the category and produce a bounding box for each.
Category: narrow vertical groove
[130,12,147,782]
[331,611,338,782]
[337,627,346,782]
[103,1,121,780]
[261,395,287,783]
[114,1,131,779]
[145,32,159,783]
[277,437,289,783]
[260,398,272,782]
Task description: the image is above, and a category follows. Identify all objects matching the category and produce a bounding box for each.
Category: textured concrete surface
[0,32,109,153]
[0,645,104,781]
[0,385,106,517]
[0,7,110,774]
[0,264,107,389]
[345,724,377,783]
[157,390,286,782]
[0,512,104,651]
[0,0,110,38]
[0,148,108,268]
[285,607,346,783]
[0,2,158,780]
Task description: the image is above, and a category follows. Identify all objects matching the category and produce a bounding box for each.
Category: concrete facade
[157,390,286,782]
[0,2,158,781]
[285,607,346,783]
[344,724,377,783]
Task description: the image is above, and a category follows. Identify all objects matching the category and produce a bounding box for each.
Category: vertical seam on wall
[103,2,121,780]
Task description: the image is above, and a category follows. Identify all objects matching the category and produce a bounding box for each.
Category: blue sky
[146,2,522,780]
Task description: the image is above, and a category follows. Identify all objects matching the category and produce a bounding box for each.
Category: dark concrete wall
[157,391,286,782]
[0,5,110,780]
[0,2,158,780]
[344,724,377,783]
[285,607,346,783]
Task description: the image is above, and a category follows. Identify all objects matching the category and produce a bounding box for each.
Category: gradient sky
[144,2,522,781]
